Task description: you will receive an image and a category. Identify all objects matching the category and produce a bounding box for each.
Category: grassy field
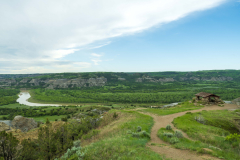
[140,101,203,116]
[67,110,168,160]
[156,109,240,160]
[0,103,34,109]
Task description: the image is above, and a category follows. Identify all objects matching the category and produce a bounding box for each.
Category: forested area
[31,87,240,104]
[0,89,19,106]
[0,106,78,120]
[0,115,103,160]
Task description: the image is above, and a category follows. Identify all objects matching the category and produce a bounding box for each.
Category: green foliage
[170,137,179,144]
[166,124,172,130]
[46,118,50,124]
[175,130,183,138]
[113,112,118,119]
[173,110,240,159]
[163,132,173,138]
[19,139,40,159]
[55,140,85,160]
[0,89,19,106]
[225,133,240,142]
[131,131,150,139]
[137,126,142,132]
[0,131,19,160]
[83,111,162,160]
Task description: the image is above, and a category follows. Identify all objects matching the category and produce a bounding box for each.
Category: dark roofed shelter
[195,92,220,102]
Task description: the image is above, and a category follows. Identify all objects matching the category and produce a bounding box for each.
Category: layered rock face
[27,78,107,89]
[12,116,38,132]
[136,77,233,83]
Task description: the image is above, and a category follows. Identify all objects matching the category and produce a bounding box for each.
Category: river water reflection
[17,92,60,106]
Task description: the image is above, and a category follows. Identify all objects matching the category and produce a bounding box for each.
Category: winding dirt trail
[139,104,239,160]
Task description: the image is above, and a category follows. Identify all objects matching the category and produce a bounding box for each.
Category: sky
[0,0,239,74]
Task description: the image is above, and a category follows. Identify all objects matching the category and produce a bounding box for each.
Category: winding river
[17,92,60,106]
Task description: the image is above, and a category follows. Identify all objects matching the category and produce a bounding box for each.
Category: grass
[31,115,67,122]
[140,101,203,116]
[0,103,34,109]
[169,110,240,160]
[83,136,165,160]
[157,128,210,153]
[70,110,167,159]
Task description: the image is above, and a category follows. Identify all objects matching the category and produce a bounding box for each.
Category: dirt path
[139,104,239,160]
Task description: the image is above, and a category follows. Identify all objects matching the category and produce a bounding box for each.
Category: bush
[55,119,58,121]
[163,132,173,138]
[113,112,118,119]
[175,130,183,138]
[141,131,151,139]
[55,145,85,160]
[61,117,68,122]
[170,137,179,144]
[46,118,50,125]
[166,124,172,130]
[137,126,142,132]
[131,131,151,139]
[225,133,240,142]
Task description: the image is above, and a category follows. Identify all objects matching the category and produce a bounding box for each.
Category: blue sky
[0,0,239,73]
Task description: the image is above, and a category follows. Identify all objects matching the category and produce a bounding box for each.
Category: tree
[38,125,57,160]
[46,118,50,125]
[18,139,39,160]
[0,131,19,160]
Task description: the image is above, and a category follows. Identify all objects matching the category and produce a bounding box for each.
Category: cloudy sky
[0,0,239,74]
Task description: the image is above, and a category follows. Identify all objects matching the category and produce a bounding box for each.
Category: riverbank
[17,91,60,106]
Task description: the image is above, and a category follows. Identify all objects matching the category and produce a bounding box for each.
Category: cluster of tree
[0,89,19,106]
[0,116,100,160]
[30,84,240,104]
[0,106,79,120]
[31,89,194,104]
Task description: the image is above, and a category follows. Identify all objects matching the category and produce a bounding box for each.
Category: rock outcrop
[232,98,240,105]
[11,116,38,132]
[0,122,11,132]
[136,76,233,83]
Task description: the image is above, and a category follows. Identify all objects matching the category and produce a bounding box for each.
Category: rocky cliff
[11,115,38,132]
[0,74,235,89]
[135,76,233,83]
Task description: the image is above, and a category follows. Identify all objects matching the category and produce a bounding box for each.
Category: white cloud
[0,0,226,73]
[91,59,102,65]
[90,41,111,49]
[91,53,103,65]
[91,53,103,58]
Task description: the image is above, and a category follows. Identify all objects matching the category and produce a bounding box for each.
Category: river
[16,92,60,106]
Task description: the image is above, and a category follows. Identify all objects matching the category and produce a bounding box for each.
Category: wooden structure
[195,92,220,103]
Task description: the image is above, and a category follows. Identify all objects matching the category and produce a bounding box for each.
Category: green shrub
[175,130,183,138]
[113,112,118,119]
[131,131,150,139]
[225,133,240,142]
[46,118,50,124]
[170,137,179,144]
[137,126,142,132]
[163,132,173,138]
[166,124,172,130]
[141,131,151,139]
